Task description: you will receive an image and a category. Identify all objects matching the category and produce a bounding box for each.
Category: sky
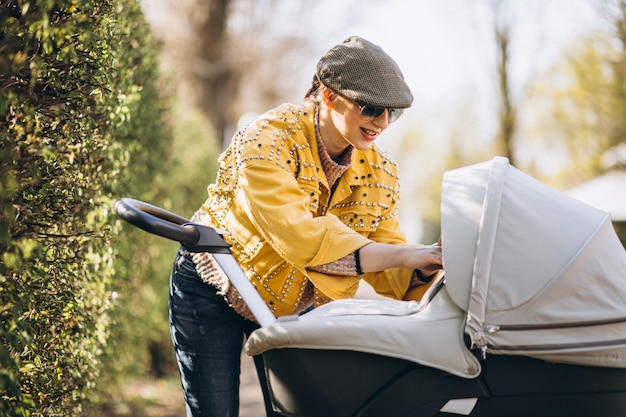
[141,0,608,241]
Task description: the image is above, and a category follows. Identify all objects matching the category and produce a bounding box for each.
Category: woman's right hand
[358,242,442,274]
[404,244,442,276]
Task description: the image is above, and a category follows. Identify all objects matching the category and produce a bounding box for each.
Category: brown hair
[303,75,322,104]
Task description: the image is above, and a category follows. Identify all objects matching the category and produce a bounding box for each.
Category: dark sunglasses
[357,103,404,124]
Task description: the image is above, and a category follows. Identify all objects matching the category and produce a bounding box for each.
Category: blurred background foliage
[2,0,184,415]
[1,0,626,416]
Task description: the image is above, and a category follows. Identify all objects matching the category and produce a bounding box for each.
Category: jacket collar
[330,150,378,205]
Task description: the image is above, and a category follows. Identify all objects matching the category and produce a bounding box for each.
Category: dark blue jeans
[169,249,280,417]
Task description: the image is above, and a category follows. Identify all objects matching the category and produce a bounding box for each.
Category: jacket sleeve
[361,212,414,300]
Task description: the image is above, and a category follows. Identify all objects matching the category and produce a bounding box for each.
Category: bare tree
[482,0,549,168]
[601,0,626,153]
[493,1,517,165]
[184,0,237,147]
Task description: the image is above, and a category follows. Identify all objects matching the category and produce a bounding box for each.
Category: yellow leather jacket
[194,103,413,317]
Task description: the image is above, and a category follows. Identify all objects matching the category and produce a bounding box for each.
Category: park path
[239,352,267,416]
[115,352,265,417]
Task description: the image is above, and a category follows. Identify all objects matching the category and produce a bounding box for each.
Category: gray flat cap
[316,36,413,109]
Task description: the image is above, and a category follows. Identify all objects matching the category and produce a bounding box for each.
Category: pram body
[115,157,626,416]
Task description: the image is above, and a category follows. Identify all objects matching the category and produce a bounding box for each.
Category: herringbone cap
[316,36,413,109]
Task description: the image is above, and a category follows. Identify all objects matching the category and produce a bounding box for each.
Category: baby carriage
[115,156,626,417]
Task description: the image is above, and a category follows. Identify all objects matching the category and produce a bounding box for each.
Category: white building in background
[566,146,626,247]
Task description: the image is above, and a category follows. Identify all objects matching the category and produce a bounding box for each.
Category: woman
[169,35,443,417]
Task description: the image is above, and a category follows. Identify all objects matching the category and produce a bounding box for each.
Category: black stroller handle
[114,198,231,253]
[114,197,277,327]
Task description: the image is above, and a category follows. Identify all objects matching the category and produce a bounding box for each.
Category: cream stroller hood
[443,156,626,367]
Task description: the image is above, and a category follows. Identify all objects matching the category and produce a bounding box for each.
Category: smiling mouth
[362,127,379,137]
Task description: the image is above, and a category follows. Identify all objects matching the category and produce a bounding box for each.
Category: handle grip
[114,198,230,253]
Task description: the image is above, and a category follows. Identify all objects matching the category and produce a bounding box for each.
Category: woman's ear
[321,87,335,108]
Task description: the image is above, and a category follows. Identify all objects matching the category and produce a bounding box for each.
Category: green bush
[0,0,174,415]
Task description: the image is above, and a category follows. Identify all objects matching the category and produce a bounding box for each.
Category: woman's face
[320,88,392,158]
